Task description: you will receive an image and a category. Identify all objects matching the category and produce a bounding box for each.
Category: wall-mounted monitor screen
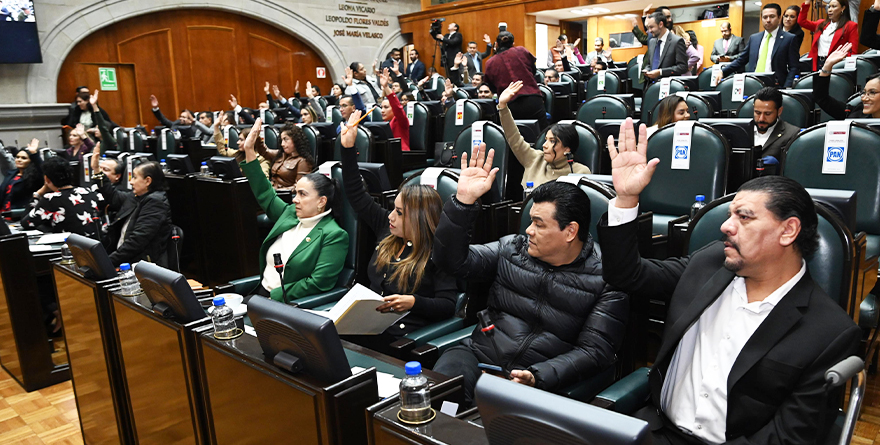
[0,0,41,63]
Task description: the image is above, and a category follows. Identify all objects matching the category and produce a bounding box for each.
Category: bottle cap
[695,195,705,202]
[119,263,131,271]
[405,361,422,375]
[213,296,226,306]
[526,181,534,187]
[201,161,207,166]
[161,159,166,162]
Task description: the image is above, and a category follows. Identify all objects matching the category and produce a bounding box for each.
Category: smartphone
[478,363,509,378]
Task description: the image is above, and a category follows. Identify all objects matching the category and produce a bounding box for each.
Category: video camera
[430,18,445,35]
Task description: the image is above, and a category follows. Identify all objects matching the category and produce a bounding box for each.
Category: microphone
[825,356,864,387]
[273,253,292,305]
[565,151,574,173]
[478,310,509,375]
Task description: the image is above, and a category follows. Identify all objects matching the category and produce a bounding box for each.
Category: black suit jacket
[722,29,800,88]
[465,45,492,73]
[434,32,463,69]
[860,8,880,50]
[598,217,860,444]
[642,32,688,83]
[757,120,800,159]
[406,60,425,81]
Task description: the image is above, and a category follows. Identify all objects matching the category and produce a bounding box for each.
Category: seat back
[643,122,730,216]
[127,130,145,153]
[560,73,577,94]
[642,80,687,124]
[627,56,643,92]
[833,58,879,90]
[714,75,766,115]
[538,84,554,115]
[401,168,461,206]
[697,67,715,91]
[577,95,632,128]
[317,96,328,110]
[227,126,240,150]
[260,109,276,126]
[329,163,357,287]
[454,89,469,101]
[586,71,622,99]
[534,120,603,173]
[115,128,129,151]
[409,102,430,152]
[263,126,279,150]
[782,122,880,235]
[687,194,854,311]
[300,125,320,162]
[645,94,713,126]
[442,99,483,142]
[534,69,545,85]
[333,126,372,162]
[735,93,811,128]
[846,93,862,113]
[793,73,856,122]
[369,107,383,122]
[452,122,509,203]
[519,177,616,243]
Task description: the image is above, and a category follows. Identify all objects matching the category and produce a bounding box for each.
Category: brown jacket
[255,136,313,191]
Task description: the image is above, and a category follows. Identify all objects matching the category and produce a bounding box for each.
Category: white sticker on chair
[160,128,170,154]
[556,175,580,185]
[822,120,851,174]
[83,153,92,183]
[637,54,644,76]
[406,102,415,126]
[223,125,231,145]
[318,161,340,177]
[421,167,446,189]
[471,121,487,149]
[731,74,746,102]
[671,120,696,170]
[455,99,465,125]
[598,70,606,91]
[124,154,133,189]
[710,63,723,88]
[659,77,671,100]
[128,129,136,152]
[845,56,858,71]
[675,91,689,99]
[326,105,335,123]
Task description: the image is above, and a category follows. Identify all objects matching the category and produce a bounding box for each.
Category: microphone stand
[478,310,509,375]
[273,253,295,306]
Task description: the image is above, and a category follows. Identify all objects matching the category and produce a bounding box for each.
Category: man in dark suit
[717,3,800,87]
[405,48,426,81]
[598,119,860,444]
[433,22,463,75]
[464,35,493,74]
[380,48,402,72]
[641,11,688,84]
[710,21,746,63]
[751,87,799,162]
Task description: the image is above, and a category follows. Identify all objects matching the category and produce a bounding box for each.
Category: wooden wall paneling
[248,33,292,109]
[117,29,178,130]
[186,26,240,113]
[75,63,140,127]
[559,19,583,52]
[57,27,116,109]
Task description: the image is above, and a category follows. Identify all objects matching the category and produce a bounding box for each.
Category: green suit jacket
[242,160,349,303]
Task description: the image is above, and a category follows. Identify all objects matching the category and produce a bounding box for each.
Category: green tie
[756,31,771,72]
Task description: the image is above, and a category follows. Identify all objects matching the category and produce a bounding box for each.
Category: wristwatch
[820,67,832,75]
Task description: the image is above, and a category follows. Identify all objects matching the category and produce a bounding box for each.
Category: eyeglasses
[861,90,879,99]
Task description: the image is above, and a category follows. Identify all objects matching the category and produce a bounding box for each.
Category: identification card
[223,125,230,145]
[822,120,850,174]
[161,129,169,154]
[671,120,696,170]
[421,167,445,189]
[710,63,723,88]
[637,54,644,76]
[82,153,92,183]
[129,129,136,152]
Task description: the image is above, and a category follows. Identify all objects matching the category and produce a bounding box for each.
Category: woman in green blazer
[240,119,348,303]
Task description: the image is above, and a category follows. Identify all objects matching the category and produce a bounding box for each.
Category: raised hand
[498,80,523,108]
[564,46,575,61]
[643,3,653,16]
[213,111,228,130]
[295,81,300,93]
[391,59,401,76]
[91,142,101,172]
[454,52,463,68]
[418,76,430,87]
[372,59,379,75]
[241,118,262,162]
[443,78,454,98]
[272,84,281,98]
[630,17,639,28]
[74,123,87,139]
[27,138,39,150]
[89,90,99,107]
[344,67,354,86]
[264,81,270,94]
[483,34,491,45]
[229,94,238,109]
[306,81,314,98]
[150,94,159,108]
[823,43,853,72]
[572,38,581,48]
[607,118,658,208]
[340,109,362,147]
[456,142,499,205]
[380,68,393,96]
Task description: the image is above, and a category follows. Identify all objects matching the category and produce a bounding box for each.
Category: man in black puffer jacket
[432,144,628,406]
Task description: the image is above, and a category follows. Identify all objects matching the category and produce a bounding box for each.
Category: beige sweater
[498,107,591,188]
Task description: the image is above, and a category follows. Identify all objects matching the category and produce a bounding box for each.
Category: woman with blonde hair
[339,109,457,354]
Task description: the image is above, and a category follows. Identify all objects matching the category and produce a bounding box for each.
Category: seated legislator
[21,157,102,236]
[0,141,43,214]
[498,80,591,187]
[431,144,628,406]
[239,118,348,304]
[212,112,270,178]
[815,43,880,119]
[339,110,456,353]
[67,123,95,163]
[88,90,117,152]
[646,96,691,137]
[749,87,800,163]
[65,91,117,134]
[378,69,411,151]
[97,160,172,267]
[89,144,124,222]
[256,122,315,191]
[149,94,212,143]
[598,119,860,444]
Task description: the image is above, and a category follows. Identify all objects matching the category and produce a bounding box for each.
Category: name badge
[822,120,850,174]
[671,120,696,170]
[455,99,465,125]
[597,70,606,91]
[325,105,335,123]
[731,74,746,102]
[406,101,415,126]
[471,121,486,148]
[659,77,671,100]
[845,56,858,71]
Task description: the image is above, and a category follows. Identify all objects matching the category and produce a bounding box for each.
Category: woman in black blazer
[98,160,172,267]
[783,5,806,52]
[0,141,42,214]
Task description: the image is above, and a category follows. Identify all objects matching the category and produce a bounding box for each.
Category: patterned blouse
[21,187,104,236]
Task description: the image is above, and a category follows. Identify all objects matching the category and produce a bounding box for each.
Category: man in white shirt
[716,3,800,87]
[750,87,799,162]
[597,118,860,444]
[347,61,381,106]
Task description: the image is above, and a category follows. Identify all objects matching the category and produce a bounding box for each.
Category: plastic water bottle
[523,181,535,202]
[160,159,168,174]
[117,263,141,295]
[690,195,706,220]
[209,297,235,338]
[399,361,431,422]
[200,161,209,176]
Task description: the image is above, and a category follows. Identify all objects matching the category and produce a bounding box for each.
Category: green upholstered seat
[333,126,371,162]
[698,67,714,91]
[534,120,603,174]
[534,69,545,85]
[586,71,622,99]
[643,122,730,235]
[331,106,343,125]
[642,80,686,125]
[560,73,577,95]
[400,168,461,205]
[262,126,279,150]
[793,73,856,123]
[627,56,644,92]
[369,107,383,122]
[539,84,554,116]
[736,93,811,128]
[577,95,632,128]
[300,125,319,162]
[442,99,482,143]
[409,102,430,152]
[259,110,275,126]
[452,122,509,203]
[714,75,765,115]
[833,58,879,90]
[454,89,469,101]
[227,126,240,150]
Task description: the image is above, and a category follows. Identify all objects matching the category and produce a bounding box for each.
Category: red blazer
[798,2,858,71]
[386,92,410,151]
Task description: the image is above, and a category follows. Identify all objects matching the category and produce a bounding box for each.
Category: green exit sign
[99,67,117,91]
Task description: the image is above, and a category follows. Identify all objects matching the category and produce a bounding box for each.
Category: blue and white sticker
[671,120,696,170]
[471,120,486,149]
[822,120,850,174]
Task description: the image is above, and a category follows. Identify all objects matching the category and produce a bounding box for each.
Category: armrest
[590,367,651,414]
[560,364,616,403]
[411,324,476,368]
[230,276,260,295]
[294,286,348,309]
[391,316,467,351]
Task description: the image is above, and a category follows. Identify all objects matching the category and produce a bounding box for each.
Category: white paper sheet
[36,233,70,245]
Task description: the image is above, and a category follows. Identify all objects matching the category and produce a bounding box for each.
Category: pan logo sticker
[674,145,689,159]
[826,147,845,162]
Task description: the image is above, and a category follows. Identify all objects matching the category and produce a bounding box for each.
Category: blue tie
[652,39,661,70]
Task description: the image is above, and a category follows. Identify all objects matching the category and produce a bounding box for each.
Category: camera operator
[432,20,463,75]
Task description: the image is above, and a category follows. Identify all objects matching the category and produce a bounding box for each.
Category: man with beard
[597,118,859,444]
[751,87,799,163]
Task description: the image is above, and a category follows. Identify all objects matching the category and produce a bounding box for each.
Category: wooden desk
[53,263,132,444]
[109,291,210,444]
[194,330,450,445]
